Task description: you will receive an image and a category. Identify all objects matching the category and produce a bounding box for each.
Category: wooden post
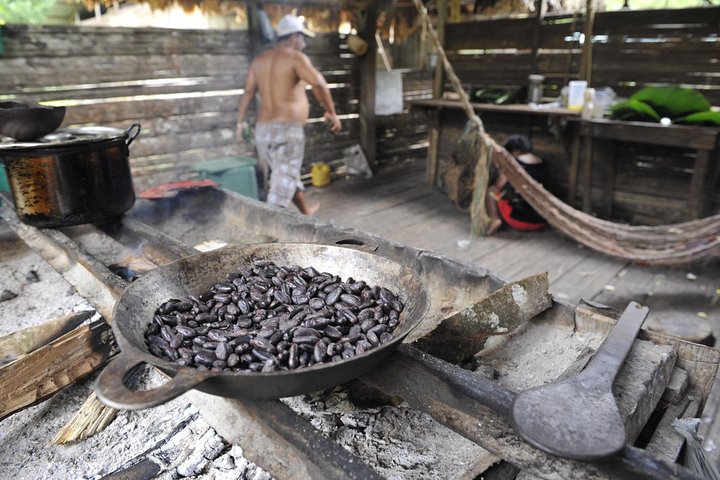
[359,4,378,170]
[450,0,461,23]
[688,149,714,219]
[579,0,596,83]
[427,0,447,186]
[245,2,262,59]
[597,138,616,219]
[244,1,263,125]
[581,123,594,213]
[567,121,582,205]
[529,0,545,74]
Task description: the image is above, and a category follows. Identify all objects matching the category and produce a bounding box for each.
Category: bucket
[311,163,332,187]
[568,80,588,112]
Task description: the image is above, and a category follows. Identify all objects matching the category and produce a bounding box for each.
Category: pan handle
[95,353,211,410]
[124,124,141,147]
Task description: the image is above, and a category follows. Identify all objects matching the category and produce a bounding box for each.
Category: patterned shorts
[254,122,305,208]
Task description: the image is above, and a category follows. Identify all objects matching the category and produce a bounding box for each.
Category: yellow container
[311,162,332,187]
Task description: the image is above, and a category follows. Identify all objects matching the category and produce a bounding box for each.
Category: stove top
[0,126,127,151]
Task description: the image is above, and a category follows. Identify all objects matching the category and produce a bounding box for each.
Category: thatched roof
[76,0,582,41]
[78,0,363,14]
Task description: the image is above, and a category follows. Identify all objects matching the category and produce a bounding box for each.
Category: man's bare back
[237,34,341,134]
[252,47,311,125]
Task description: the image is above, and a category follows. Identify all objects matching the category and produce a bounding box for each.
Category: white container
[568,80,588,112]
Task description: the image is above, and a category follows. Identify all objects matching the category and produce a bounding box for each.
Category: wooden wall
[445,14,583,98]
[444,6,720,105]
[0,24,363,191]
[0,25,251,191]
[592,7,720,104]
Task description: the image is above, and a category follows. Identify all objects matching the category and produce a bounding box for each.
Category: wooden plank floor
[308,158,720,345]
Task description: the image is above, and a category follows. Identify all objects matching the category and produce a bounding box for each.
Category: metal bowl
[0,102,66,141]
[96,242,429,410]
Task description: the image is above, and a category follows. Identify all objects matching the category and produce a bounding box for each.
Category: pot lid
[0,126,128,152]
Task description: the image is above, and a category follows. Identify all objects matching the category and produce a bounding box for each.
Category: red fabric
[139,179,218,199]
[498,199,547,231]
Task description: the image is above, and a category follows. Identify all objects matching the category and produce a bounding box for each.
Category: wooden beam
[645,396,701,462]
[530,0,546,74]
[567,122,582,205]
[427,0,447,186]
[245,1,262,59]
[581,122,593,213]
[0,319,114,421]
[597,138,616,219]
[579,0,596,83]
[413,273,552,364]
[688,149,712,219]
[358,3,378,169]
[0,310,93,365]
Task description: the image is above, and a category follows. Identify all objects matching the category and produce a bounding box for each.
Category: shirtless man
[236,14,342,215]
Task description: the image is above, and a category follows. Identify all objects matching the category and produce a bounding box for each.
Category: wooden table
[568,118,720,220]
[411,98,579,117]
[410,98,579,187]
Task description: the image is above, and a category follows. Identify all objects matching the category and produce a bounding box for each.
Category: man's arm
[294,53,342,133]
[236,67,257,142]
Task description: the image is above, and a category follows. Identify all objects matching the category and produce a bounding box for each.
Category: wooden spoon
[511,301,649,460]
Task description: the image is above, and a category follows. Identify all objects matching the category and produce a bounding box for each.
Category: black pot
[0,124,140,228]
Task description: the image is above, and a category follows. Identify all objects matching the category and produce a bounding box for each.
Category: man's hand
[324,112,342,133]
[236,121,252,144]
[236,121,246,143]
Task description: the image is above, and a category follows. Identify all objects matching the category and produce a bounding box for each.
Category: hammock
[412,0,720,265]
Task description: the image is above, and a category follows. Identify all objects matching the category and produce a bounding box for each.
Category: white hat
[276,14,315,38]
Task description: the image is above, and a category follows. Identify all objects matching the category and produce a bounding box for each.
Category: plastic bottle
[581,88,596,120]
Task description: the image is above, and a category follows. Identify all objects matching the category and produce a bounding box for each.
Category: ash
[282,390,488,480]
[0,226,487,479]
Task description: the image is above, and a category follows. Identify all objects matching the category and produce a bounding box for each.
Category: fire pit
[1,186,718,480]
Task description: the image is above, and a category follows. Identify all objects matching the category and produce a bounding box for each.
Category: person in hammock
[487,134,548,234]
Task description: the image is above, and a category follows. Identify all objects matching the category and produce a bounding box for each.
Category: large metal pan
[96,242,429,410]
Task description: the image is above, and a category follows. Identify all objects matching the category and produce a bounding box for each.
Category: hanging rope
[412,0,495,234]
[412,0,720,265]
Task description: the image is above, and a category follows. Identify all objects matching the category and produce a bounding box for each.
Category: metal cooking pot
[96,242,429,410]
[0,124,140,228]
